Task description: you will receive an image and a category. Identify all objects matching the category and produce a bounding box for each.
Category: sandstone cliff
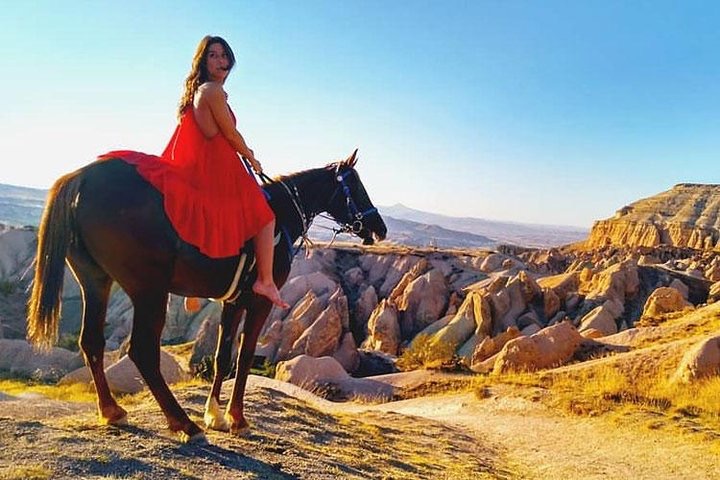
[585,184,720,251]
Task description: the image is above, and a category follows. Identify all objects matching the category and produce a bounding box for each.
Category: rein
[251,163,375,252]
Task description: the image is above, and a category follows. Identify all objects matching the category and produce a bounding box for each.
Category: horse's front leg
[204,302,244,431]
[225,296,272,435]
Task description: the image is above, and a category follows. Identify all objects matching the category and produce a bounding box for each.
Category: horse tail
[27,169,84,350]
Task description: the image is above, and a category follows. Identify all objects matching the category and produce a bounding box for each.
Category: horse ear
[346,148,358,168]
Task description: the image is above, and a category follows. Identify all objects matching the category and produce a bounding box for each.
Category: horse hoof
[229,422,251,437]
[179,431,208,445]
[100,412,128,427]
[204,413,230,432]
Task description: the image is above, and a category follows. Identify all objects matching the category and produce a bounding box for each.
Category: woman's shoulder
[197,81,227,101]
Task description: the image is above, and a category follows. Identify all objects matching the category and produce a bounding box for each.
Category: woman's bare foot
[252,280,289,308]
[184,297,202,313]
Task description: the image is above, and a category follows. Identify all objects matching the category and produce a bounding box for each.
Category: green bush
[397,334,456,371]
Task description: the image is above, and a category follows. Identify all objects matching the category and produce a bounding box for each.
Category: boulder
[0,228,36,280]
[275,354,394,401]
[287,291,344,358]
[276,354,349,386]
[368,254,423,298]
[707,263,720,282]
[396,268,449,336]
[709,282,720,304]
[580,328,606,339]
[412,315,454,341]
[0,339,82,381]
[288,249,337,277]
[489,274,530,333]
[470,326,522,369]
[479,253,507,273]
[431,291,491,351]
[641,287,693,319]
[333,332,360,373]
[104,350,189,394]
[362,300,401,355]
[537,272,579,302]
[492,322,583,374]
[279,272,338,310]
[543,288,561,320]
[578,299,623,336]
[582,260,639,305]
[342,266,366,288]
[673,336,720,383]
[255,319,282,360]
[275,291,328,361]
[354,285,379,335]
[669,279,690,300]
[388,259,428,304]
[521,324,542,336]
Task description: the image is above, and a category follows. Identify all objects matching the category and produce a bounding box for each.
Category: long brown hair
[177,35,236,118]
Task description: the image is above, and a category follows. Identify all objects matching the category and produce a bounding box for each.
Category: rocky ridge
[586,184,720,250]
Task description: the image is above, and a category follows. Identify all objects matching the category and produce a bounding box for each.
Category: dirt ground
[0,377,503,480]
[2,375,719,479]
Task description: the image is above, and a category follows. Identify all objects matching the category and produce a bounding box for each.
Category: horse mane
[272,161,351,183]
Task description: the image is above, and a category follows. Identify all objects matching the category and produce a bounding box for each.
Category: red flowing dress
[98,106,274,258]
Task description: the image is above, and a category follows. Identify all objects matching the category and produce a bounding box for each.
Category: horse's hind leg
[225,297,273,435]
[127,290,205,443]
[204,302,244,431]
[67,252,127,425]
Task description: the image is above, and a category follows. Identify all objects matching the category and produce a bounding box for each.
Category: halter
[257,165,377,253]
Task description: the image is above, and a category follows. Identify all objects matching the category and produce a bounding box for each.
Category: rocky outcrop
[0,339,83,381]
[275,355,394,400]
[641,287,693,319]
[673,336,720,383]
[585,184,720,251]
[362,300,401,355]
[492,322,583,374]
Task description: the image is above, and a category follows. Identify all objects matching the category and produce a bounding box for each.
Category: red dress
[99,107,274,258]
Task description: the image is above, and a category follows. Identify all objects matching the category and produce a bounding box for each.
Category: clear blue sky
[1,1,718,227]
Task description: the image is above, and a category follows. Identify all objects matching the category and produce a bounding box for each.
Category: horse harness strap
[212,232,283,304]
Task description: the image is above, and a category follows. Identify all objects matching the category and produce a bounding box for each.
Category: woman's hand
[244,155,263,174]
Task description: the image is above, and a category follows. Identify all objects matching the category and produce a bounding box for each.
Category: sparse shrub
[57,332,80,352]
[193,355,276,381]
[193,355,215,382]
[397,334,456,371]
[250,359,276,379]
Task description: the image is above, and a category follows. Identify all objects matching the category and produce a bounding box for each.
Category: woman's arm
[202,83,263,173]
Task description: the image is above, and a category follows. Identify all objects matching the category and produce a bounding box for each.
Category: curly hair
[177,35,236,119]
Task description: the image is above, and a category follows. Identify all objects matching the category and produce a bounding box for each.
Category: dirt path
[2,377,718,479]
[0,379,504,480]
[366,390,720,480]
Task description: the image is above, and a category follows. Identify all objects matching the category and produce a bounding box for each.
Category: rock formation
[585,184,720,251]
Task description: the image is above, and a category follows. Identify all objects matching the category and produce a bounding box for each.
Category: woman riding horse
[99,35,287,308]
[27,37,387,443]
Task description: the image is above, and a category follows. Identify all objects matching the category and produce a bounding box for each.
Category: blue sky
[1,1,718,227]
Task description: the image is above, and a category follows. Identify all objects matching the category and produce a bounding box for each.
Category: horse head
[325,149,387,245]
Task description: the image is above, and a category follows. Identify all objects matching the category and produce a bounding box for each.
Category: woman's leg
[252,219,289,308]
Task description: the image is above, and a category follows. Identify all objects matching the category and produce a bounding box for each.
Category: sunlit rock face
[586,184,720,251]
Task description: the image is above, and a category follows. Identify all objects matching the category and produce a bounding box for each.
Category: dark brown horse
[27,149,386,443]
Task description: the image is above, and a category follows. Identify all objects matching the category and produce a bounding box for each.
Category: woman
[100,35,288,309]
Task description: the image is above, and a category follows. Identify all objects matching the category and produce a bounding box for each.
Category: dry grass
[0,465,52,480]
[0,379,96,403]
[477,360,720,435]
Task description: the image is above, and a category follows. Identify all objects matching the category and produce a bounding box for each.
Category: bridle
[256,166,377,254]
